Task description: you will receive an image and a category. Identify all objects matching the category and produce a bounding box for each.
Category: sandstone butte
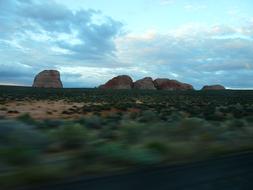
[133,77,156,90]
[99,75,133,89]
[201,85,226,90]
[32,71,226,91]
[32,70,63,88]
[99,75,196,90]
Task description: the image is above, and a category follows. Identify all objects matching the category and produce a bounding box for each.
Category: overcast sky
[0,0,253,89]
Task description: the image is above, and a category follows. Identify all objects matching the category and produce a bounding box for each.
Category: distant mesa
[99,75,133,89]
[133,77,156,90]
[154,78,194,90]
[99,75,194,90]
[32,70,63,88]
[202,85,226,90]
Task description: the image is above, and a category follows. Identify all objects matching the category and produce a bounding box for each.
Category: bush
[138,110,158,123]
[144,141,169,156]
[178,118,207,136]
[96,143,161,166]
[119,121,144,144]
[0,164,65,188]
[41,119,64,129]
[0,120,49,166]
[126,147,162,165]
[83,115,102,129]
[56,124,87,149]
[96,143,127,164]
[225,119,246,129]
[17,113,37,125]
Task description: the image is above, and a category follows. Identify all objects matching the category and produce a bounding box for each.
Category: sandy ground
[0,100,141,120]
[0,100,85,120]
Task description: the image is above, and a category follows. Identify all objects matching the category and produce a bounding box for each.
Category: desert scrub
[144,141,170,159]
[86,115,104,129]
[17,113,37,125]
[54,123,88,149]
[0,164,66,189]
[118,121,145,144]
[0,120,49,166]
[96,143,161,166]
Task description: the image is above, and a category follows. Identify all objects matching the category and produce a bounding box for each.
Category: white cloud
[0,1,253,89]
[115,23,253,89]
[184,3,207,11]
[160,0,175,5]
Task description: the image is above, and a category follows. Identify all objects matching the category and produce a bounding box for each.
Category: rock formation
[99,75,133,89]
[154,78,194,90]
[202,85,225,90]
[133,77,156,90]
[32,70,63,88]
[99,75,196,90]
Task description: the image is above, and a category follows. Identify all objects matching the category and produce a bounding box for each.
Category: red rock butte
[201,85,226,90]
[32,70,63,88]
[99,75,195,90]
[133,77,156,90]
[99,75,133,89]
[154,78,194,90]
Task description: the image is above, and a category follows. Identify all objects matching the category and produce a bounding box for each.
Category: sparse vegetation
[0,86,253,188]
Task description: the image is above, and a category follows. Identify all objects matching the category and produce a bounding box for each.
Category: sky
[0,0,253,89]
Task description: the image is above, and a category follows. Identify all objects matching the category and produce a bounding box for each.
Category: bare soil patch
[0,100,85,119]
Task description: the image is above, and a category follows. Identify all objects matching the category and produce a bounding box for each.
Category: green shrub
[138,110,158,123]
[0,164,65,188]
[0,120,49,166]
[0,147,39,166]
[225,119,246,129]
[96,143,126,161]
[127,147,162,165]
[144,141,169,156]
[17,113,37,125]
[56,124,87,149]
[178,118,207,135]
[96,143,161,166]
[119,121,144,144]
[84,115,102,129]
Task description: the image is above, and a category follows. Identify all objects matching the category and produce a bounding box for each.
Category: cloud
[0,62,35,86]
[58,65,151,88]
[0,1,253,89]
[160,0,175,5]
[184,4,207,11]
[115,24,253,89]
[0,0,124,86]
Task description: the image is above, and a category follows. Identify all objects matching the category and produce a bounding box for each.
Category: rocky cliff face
[154,78,194,90]
[99,75,133,89]
[202,85,225,90]
[133,77,156,90]
[32,70,63,88]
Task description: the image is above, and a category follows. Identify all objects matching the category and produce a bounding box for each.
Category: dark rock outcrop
[32,70,63,88]
[133,77,156,90]
[154,78,194,90]
[99,75,133,89]
[202,85,225,90]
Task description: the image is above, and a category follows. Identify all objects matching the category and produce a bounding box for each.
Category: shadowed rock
[202,85,225,90]
[99,75,133,89]
[133,77,156,90]
[33,70,63,88]
[154,78,194,90]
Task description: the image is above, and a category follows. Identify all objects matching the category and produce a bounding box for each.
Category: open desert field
[1,85,253,189]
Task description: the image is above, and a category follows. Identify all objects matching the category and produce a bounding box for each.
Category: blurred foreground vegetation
[0,86,253,188]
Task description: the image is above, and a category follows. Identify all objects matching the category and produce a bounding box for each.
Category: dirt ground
[0,100,141,120]
[0,100,85,120]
